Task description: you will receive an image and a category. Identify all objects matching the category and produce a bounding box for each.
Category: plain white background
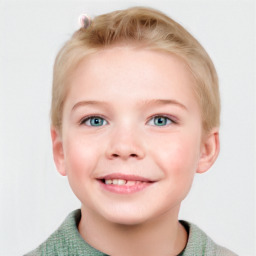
[0,0,255,255]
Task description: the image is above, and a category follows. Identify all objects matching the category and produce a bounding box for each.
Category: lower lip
[98,180,153,194]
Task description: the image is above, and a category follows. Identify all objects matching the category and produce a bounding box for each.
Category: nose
[105,127,145,160]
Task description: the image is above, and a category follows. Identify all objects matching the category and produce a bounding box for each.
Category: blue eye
[148,116,172,126]
[82,116,107,126]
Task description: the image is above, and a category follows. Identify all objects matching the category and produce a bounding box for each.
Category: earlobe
[51,127,67,176]
[197,128,220,174]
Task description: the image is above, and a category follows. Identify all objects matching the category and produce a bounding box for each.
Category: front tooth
[105,179,127,185]
[113,179,118,185]
[112,179,127,185]
[117,179,126,185]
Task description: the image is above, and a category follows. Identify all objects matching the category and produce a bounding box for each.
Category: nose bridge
[106,122,145,160]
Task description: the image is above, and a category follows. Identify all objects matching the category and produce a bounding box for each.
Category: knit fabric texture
[25,209,237,256]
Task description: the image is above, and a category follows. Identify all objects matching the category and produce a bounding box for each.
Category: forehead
[66,46,198,110]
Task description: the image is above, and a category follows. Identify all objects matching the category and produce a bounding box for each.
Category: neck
[78,205,188,256]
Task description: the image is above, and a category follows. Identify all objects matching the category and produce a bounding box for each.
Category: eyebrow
[72,99,187,111]
[72,100,109,111]
[138,99,188,110]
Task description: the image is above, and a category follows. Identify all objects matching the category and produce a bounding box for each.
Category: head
[50,7,220,225]
[51,7,220,134]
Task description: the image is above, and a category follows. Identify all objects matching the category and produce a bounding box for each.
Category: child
[26,7,237,256]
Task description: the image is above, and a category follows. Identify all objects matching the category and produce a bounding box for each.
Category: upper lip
[97,173,154,182]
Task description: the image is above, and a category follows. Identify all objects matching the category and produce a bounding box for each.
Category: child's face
[53,46,213,225]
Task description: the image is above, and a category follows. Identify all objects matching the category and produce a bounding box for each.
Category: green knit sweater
[25,209,237,256]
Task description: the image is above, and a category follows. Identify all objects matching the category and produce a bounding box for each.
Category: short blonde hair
[51,7,220,133]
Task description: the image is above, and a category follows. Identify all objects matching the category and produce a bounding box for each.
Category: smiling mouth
[97,174,155,194]
[102,179,149,186]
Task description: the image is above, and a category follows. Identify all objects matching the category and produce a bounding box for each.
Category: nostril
[111,153,138,158]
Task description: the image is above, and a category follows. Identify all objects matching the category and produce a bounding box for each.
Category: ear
[196,128,220,174]
[51,127,67,176]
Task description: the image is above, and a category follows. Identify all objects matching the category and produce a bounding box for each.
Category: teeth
[104,179,127,185]
[103,179,142,186]
[117,179,126,185]
[112,179,118,185]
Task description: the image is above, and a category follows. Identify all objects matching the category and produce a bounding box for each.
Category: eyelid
[78,114,178,126]
[79,115,108,126]
[147,114,178,125]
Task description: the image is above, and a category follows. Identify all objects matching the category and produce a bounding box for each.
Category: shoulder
[24,209,104,256]
[180,220,238,256]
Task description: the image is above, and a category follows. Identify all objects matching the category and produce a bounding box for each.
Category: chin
[107,215,148,226]
[101,207,152,226]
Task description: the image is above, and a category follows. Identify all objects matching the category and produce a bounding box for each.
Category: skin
[51,46,219,256]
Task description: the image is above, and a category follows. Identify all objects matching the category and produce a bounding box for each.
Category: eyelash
[147,115,177,127]
[79,115,108,127]
[79,114,177,127]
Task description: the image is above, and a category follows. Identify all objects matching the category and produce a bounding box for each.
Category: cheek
[63,136,100,183]
[155,137,201,204]
[150,134,201,179]
[61,135,101,203]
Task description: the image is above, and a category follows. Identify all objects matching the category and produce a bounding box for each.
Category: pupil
[158,118,163,124]
[155,117,166,125]
[92,118,101,126]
